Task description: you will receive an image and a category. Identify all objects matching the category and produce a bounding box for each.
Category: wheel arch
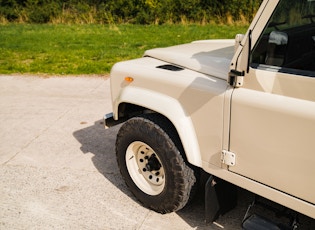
[113,86,202,167]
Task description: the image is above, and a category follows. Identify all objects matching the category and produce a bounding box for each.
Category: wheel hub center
[146,154,161,171]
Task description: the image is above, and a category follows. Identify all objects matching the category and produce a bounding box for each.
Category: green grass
[0,24,248,75]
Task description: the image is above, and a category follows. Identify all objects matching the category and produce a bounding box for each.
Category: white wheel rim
[126,141,165,195]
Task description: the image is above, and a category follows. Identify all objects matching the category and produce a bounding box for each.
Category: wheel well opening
[118,104,181,152]
[118,103,152,119]
[117,103,197,170]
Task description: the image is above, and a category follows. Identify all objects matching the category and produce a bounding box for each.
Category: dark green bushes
[0,0,263,24]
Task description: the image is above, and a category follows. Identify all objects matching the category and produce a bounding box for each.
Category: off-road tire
[116,114,197,213]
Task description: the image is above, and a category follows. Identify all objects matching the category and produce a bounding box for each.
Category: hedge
[0,0,263,24]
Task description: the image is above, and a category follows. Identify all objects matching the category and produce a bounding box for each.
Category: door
[229,0,315,205]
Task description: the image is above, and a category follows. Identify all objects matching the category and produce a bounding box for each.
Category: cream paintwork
[144,40,234,80]
[110,57,229,167]
[109,0,315,220]
[203,161,315,219]
[226,0,315,218]
[227,67,315,217]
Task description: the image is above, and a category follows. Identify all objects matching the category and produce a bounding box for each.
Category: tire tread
[116,114,196,213]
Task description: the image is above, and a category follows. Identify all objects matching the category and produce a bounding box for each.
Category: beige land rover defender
[105,0,315,228]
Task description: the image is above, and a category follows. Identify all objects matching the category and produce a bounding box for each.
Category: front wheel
[116,115,196,213]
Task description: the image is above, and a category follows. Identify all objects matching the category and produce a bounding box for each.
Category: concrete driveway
[0,75,312,229]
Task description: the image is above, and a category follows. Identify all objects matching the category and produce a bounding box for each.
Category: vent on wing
[156,64,184,71]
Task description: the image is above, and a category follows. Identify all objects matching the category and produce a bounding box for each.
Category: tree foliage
[0,0,263,24]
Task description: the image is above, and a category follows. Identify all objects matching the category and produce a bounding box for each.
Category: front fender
[110,57,228,169]
[114,86,202,167]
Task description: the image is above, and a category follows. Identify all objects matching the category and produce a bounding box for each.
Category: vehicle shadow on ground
[73,120,252,229]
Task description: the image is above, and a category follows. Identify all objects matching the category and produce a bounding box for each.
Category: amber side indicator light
[125,77,134,82]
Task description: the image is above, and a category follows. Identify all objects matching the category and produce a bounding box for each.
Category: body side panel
[227,0,315,217]
[202,161,315,219]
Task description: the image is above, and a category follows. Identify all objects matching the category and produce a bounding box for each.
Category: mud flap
[205,175,237,223]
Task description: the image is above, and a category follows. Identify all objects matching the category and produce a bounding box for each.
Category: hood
[144,40,235,80]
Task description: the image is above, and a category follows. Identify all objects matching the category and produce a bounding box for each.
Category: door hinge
[221,150,236,166]
[228,70,244,87]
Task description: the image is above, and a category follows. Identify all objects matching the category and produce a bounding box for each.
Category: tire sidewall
[116,117,189,212]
